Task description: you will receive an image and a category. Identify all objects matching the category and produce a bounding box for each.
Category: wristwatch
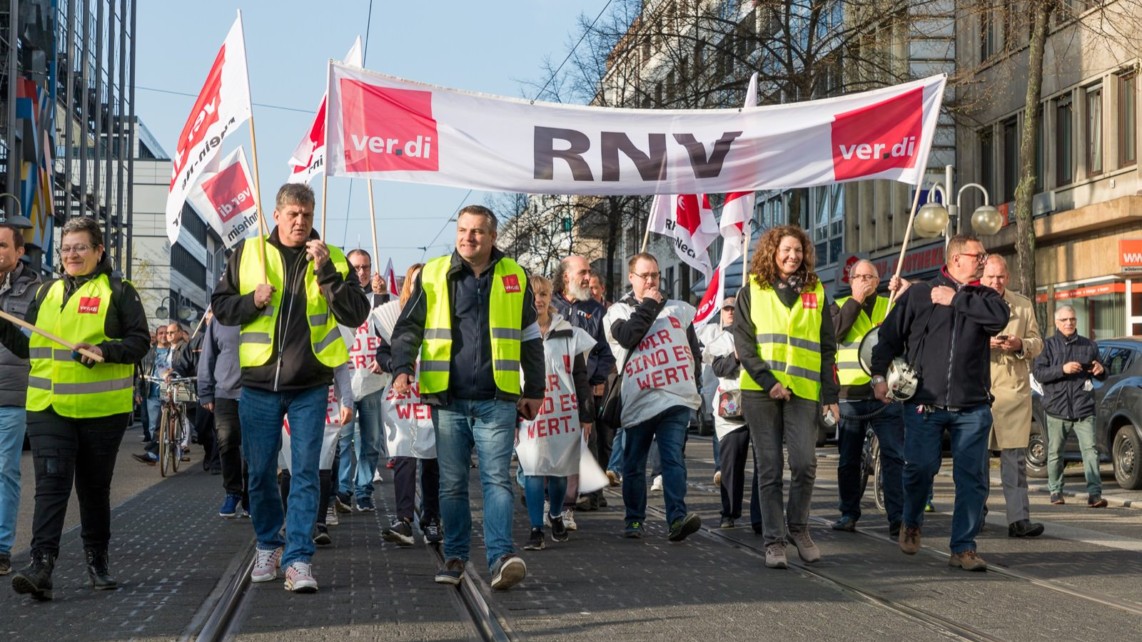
[871,375,886,385]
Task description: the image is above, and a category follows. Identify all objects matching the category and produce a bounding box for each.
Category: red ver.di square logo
[340,80,439,173]
[502,274,521,294]
[78,297,101,314]
[831,86,923,181]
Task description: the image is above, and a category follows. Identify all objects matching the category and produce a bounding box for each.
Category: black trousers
[214,398,246,497]
[392,456,440,524]
[593,394,614,475]
[718,425,760,523]
[27,409,130,556]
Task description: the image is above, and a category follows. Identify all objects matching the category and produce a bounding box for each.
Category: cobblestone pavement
[3,430,1142,641]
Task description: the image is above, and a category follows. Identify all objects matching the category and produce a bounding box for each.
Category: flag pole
[641,195,659,253]
[367,179,380,265]
[238,10,268,284]
[0,310,103,362]
[320,172,329,239]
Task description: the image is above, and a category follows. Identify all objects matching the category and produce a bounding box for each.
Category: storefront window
[1076,293,1124,340]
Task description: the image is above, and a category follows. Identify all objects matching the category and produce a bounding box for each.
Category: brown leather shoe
[899,526,921,555]
[948,549,988,571]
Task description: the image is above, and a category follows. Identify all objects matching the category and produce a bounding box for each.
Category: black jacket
[0,255,150,370]
[731,280,839,404]
[389,248,544,405]
[211,228,370,392]
[0,261,42,407]
[551,294,616,386]
[871,267,1009,408]
[1033,332,1105,420]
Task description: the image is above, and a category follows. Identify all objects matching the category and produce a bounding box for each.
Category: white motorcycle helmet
[858,329,918,401]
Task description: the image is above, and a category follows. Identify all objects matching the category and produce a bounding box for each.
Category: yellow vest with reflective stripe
[27,275,135,417]
[237,239,351,369]
[419,255,526,396]
[835,295,889,386]
[739,277,825,401]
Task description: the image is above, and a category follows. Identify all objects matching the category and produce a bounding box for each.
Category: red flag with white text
[693,191,754,328]
[287,38,363,185]
[385,258,397,296]
[165,14,251,244]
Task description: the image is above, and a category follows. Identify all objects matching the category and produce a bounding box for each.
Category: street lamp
[0,192,33,228]
[155,295,196,323]
[913,165,1003,242]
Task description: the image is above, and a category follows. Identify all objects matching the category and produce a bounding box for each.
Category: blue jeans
[0,405,27,554]
[240,385,327,568]
[524,475,568,529]
[337,388,386,499]
[1046,415,1102,495]
[837,400,905,524]
[622,406,691,527]
[433,399,517,570]
[902,403,992,554]
[146,395,161,442]
[607,429,625,473]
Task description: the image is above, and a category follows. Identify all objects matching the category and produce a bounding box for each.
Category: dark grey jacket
[1033,332,1105,420]
[0,261,42,407]
[198,321,241,404]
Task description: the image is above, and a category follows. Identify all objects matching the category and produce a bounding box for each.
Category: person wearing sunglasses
[871,234,1010,572]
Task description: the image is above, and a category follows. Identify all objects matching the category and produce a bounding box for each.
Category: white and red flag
[647,193,719,280]
[165,14,252,244]
[693,191,753,327]
[384,258,397,295]
[186,147,259,249]
[287,38,363,185]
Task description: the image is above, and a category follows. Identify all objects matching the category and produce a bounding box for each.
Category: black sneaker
[1050,492,1065,505]
[0,551,10,575]
[313,524,332,546]
[355,496,376,512]
[831,515,857,532]
[382,518,415,546]
[422,521,443,545]
[550,515,569,542]
[1088,495,1108,508]
[490,553,527,590]
[668,513,702,542]
[889,520,902,539]
[623,521,644,539]
[1008,519,1045,538]
[523,528,546,550]
[435,558,464,585]
[719,517,735,529]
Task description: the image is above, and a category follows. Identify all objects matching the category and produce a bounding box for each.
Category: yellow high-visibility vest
[739,277,825,401]
[418,256,526,396]
[27,276,135,417]
[835,295,889,386]
[237,239,351,369]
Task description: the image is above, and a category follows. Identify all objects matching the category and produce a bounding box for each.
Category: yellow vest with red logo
[739,277,825,401]
[835,295,890,386]
[27,276,135,417]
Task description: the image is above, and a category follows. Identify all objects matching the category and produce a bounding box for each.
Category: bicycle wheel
[171,407,183,473]
[872,439,886,513]
[858,427,875,499]
[159,405,170,478]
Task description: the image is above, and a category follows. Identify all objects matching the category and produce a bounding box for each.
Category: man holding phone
[1032,304,1108,507]
[981,256,1045,537]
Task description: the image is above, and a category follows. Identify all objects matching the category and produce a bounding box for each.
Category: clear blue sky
[135,1,611,272]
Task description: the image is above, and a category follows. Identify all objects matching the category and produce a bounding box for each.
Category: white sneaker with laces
[651,475,663,492]
[251,547,282,583]
[284,561,319,593]
[562,508,577,531]
[326,506,339,527]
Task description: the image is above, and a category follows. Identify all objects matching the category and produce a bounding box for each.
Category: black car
[1027,337,1142,490]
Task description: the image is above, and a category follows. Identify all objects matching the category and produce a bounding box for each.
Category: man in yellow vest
[212,183,369,594]
[390,205,544,591]
[829,260,905,537]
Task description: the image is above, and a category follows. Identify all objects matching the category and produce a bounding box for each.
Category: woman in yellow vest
[733,225,839,570]
[0,217,149,601]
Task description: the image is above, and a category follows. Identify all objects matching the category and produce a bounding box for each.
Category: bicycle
[859,426,886,513]
[147,376,197,477]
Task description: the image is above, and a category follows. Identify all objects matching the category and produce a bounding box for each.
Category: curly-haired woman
[732,225,839,569]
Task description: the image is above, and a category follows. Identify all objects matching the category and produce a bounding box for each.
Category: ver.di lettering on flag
[186,147,259,249]
[165,13,252,244]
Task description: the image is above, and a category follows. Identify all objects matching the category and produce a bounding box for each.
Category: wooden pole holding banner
[0,309,104,362]
[319,171,329,239]
[247,116,269,284]
[889,146,938,306]
[367,180,380,270]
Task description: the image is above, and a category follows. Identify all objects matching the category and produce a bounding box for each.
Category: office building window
[979,128,994,197]
[1002,117,1018,201]
[980,7,995,62]
[1086,85,1103,176]
[1055,94,1073,186]
[1121,72,1137,167]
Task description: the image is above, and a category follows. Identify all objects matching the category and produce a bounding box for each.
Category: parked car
[1027,337,1142,490]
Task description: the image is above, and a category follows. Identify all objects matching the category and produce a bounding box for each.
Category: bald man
[829,260,905,536]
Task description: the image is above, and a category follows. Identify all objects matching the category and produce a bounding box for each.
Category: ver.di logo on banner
[831,86,923,181]
[340,81,439,173]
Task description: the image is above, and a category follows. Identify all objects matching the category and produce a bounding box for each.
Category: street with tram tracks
[2,424,1141,641]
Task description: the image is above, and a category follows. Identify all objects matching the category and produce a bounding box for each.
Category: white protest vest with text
[700,325,747,439]
[340,304,391,400]
[611,300,702,427]
[517,320,596,477]
[381,363,436,459]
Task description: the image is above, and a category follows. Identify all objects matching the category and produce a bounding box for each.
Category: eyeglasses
[632,272,661,282]
[957,252,988,265]
[59,244,93,255]
[1057,317,1077,323]
[850,274,878,281]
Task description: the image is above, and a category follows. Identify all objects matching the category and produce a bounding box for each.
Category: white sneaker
[326,506,339,527]
[251,547,282,583]
[651,475,663,492]
[283,561,318,593]
[562,508,577,531]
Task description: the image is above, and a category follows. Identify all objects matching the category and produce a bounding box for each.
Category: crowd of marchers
[0,187,1115,601]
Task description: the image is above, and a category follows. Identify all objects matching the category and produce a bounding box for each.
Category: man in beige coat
[982,255,1045,537]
